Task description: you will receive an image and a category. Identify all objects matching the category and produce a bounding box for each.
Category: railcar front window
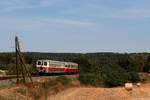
[37,61,41,65]
[44,62,47,66]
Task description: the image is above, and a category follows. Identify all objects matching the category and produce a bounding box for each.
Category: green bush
[73,57,92,73]
[25,64,38,75]
[7,63,16,75]
[143,65,150,73]
[101,64,128,87]
[78,62,141,87]
[128,72,140,83]
[6,63,36,75]
[79,73,102,86]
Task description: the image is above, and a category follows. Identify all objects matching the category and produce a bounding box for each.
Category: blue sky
[0,0,150,53]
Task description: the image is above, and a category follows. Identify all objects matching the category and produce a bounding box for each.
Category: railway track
[0,74,78,87]
[0,75,17,80]
[0,74,78,81]
[0,75,57,87]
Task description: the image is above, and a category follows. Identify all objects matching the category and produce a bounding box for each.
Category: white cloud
[1,0,150,20]
[0,17,96,33]
[106,8,150,19]
[0,0,59,12]
[61,1,150,19]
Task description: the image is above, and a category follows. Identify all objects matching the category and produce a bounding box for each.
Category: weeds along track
[0,74,78,81]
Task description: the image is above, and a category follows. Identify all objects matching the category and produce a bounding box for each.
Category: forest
[0,52,150,87]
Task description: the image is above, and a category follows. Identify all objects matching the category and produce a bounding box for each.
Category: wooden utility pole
[15,36,33,84]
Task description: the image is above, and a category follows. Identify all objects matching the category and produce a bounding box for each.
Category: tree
[73,56,92,73]
[143,65,150,73]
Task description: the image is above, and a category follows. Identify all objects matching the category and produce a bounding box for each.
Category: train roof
[37,59,78,65]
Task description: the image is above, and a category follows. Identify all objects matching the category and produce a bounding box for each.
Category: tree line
[0,52,150,87]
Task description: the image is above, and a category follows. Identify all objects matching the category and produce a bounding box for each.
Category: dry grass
[0,94,17,100]
[0,76,149,100]
[48,83,150,100]
[0,76,73,100]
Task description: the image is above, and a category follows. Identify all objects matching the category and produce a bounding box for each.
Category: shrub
[7,63,16,75]
[0,94,17,100]
[25,64,38,75]
[16,87,28,95]
[78,62,141,87]
[41,79,58,90]
[128,72,140,83]
[73,57,92,73]
[29,79,58,100]
[30,76,72,99]
[56,76,71,85]
[79,73,102,86]
[100,64,128,87]
[30,88,44,100]
[6,63,37,75]
[143,65,150,73]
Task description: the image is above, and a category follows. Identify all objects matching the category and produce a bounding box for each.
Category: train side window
[44,62,47,66]
[72,65,74,68]
[69,65,71,68]
[67,65,69,68]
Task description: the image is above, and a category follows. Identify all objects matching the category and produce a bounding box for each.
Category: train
[36,59,79,74]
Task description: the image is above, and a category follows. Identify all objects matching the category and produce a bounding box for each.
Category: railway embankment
[0,75,79,100]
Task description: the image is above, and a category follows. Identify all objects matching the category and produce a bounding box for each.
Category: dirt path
[48,84,150,100]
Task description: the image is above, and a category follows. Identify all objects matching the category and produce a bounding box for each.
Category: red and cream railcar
[36,60,79,74]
